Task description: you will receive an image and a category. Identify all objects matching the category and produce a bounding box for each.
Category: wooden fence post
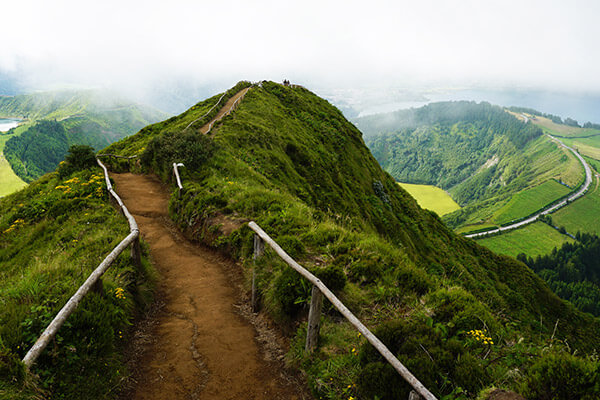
[252,234,264,312]
[409,390,423,400]
[131,234,141,268]
[305,285,323,352]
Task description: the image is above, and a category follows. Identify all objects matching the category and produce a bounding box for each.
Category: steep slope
[101,82,600,399]
[0,149,155,399]
[0,90,167,183]
[357,102,584,230]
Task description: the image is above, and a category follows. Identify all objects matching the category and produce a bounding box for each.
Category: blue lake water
[0,118,21,132]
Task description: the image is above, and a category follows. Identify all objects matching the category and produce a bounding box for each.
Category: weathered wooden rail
[185,92,228,131]
[97,153,139,159]
[174,156,437,398]
[248,223,436,400]
[22,158,141,367]
[173,162,184,195]
[205,88,248,134]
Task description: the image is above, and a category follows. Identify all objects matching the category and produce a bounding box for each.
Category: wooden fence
[22,158,141,367]
[185,92,228,131]
[171,163,436,400]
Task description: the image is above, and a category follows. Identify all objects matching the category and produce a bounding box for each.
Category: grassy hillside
[0,90,167,184]
[0,153,155,399]
[397,182,460,216]
[358,103,584,232]
[102,82,600,399]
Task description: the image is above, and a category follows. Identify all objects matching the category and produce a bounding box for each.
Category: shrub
[520,351,600,400]
[273,267,311,316]
[57,145,97,177]
[141,131,216,178]
[313,265,347,292]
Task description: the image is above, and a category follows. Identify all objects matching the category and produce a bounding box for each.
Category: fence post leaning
[252,234,264,312]
[305,285,323,352]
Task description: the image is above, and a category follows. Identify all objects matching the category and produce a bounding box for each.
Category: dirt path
[199,87,250,134]
[112,173,310,400]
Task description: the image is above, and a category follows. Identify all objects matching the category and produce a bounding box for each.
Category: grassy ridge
[0,167,155,399]
[397,182,460,216]
[103,81,600,399]
[476,222,574,258]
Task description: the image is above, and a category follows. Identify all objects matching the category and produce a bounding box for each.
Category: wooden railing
[185,92,228,131]
[97,154,139,160]
[248,223,436,400]
[172,160,436,398]
[22,159,141,367]
[205,89,247,134]
[173,162,184,195]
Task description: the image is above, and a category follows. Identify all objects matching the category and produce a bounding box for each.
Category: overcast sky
[1,0,599,96]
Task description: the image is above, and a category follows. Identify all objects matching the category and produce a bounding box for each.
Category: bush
[313,265,347,292]
[273,267,311,316]
[141,131,216,178]
[57,145,97,178]
[520,351,600,400]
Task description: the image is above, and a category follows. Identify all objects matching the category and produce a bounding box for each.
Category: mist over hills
[0,89,167,182]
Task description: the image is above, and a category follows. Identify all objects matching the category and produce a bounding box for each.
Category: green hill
[0,90,167,183]
[100,82,600,399]
[357,102,584,231]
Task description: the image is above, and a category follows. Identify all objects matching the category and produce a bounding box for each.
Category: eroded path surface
[112,173,308,400]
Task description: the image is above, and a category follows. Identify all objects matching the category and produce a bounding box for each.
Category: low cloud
[1,0,599,99]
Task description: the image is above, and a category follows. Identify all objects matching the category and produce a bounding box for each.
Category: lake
[0,118,21,132]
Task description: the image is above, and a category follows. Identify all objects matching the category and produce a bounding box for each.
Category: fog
[2,0,599,115]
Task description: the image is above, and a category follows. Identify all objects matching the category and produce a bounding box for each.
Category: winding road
[466,134,593,239]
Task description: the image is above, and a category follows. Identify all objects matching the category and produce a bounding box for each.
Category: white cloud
[1,0,599,93]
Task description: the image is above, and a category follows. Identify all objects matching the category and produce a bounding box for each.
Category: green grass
[0,155,26,197]
[551,174,600,235]
[493,180,571,225]
[0,126,28,198]
[0,167,155,399]
[397,182,460,216]
[476,222,575,258]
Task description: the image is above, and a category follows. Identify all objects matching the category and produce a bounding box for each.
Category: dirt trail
[112,173,309,400]
[199,88,250,134]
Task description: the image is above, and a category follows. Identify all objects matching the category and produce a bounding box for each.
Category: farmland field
[552,174,600,235]
[476,221,574,258]
[493,180,571,225]
[398,182,460,216]
[0,131,27,197]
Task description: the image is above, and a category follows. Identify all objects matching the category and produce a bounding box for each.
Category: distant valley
[0,90,167,194]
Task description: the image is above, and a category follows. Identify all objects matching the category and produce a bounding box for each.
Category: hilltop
[100,82,600,399]
[0,90,167,183]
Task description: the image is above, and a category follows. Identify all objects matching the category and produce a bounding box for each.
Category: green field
[476,221,575,258]
[0,130,27,197]
[552,174,600,235]
[493,180,571,225]
[398,182,460,216]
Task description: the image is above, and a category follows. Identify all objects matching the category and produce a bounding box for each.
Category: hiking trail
[112,173,309,400]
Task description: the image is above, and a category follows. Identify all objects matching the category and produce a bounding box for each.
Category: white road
[465,134,593,239]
